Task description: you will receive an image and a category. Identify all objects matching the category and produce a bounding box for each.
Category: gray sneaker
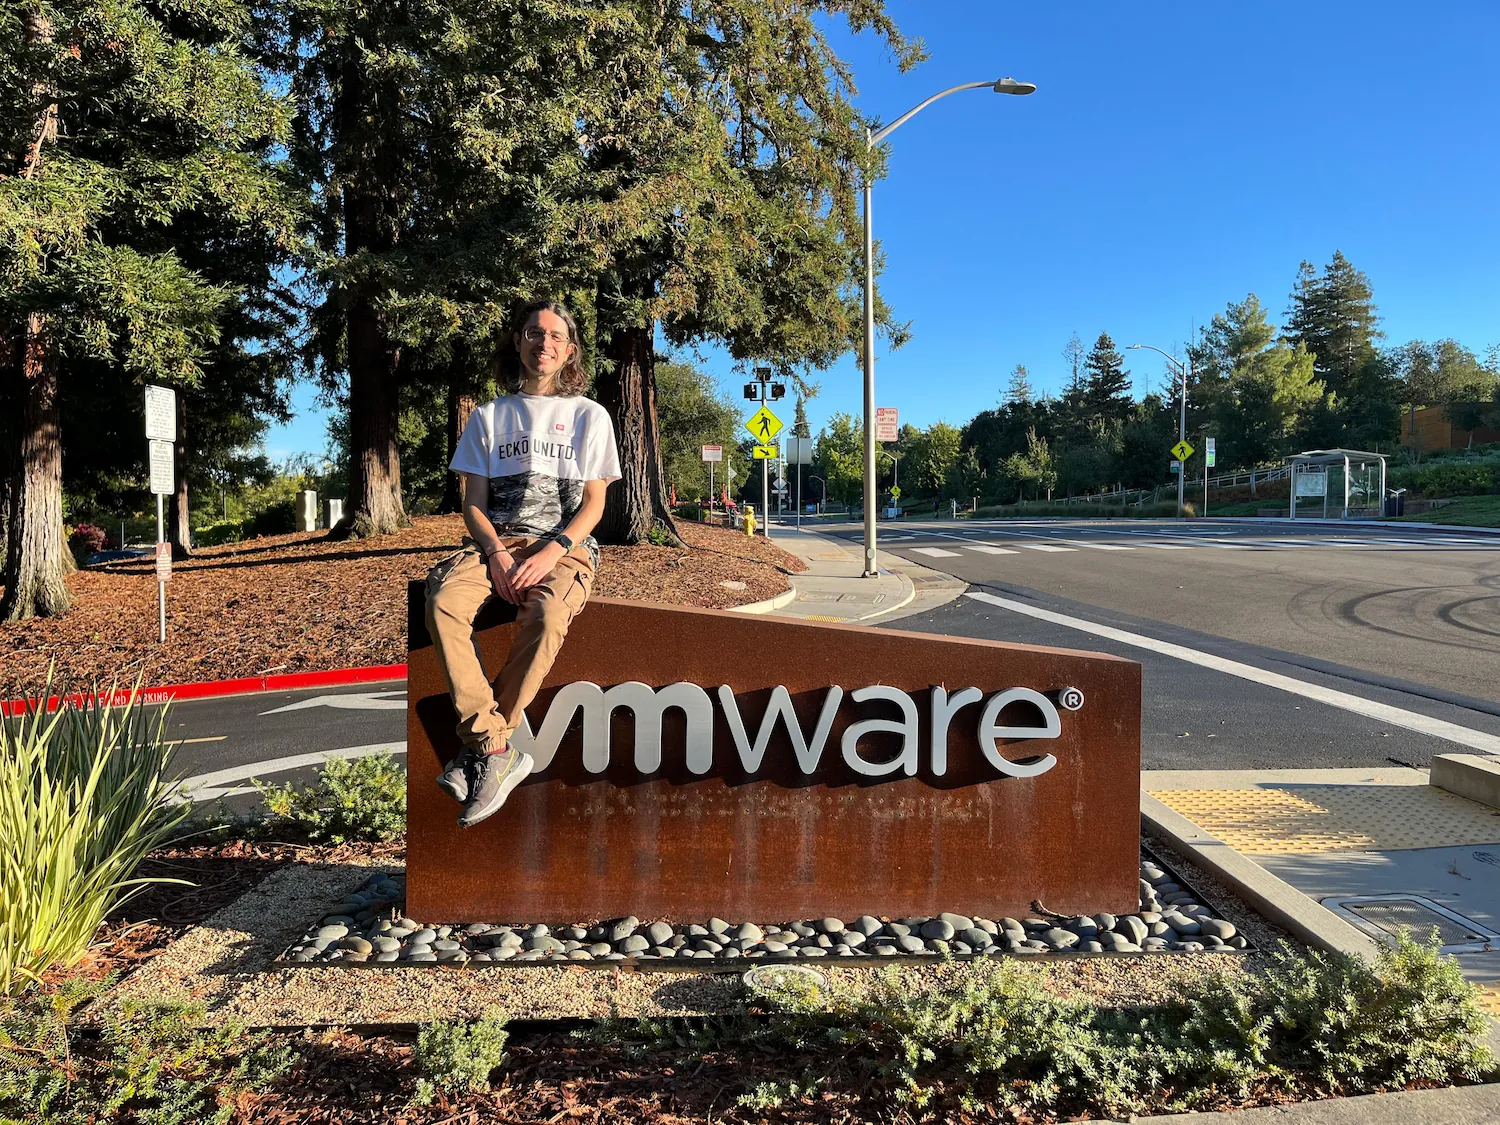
[457,746,535,828]
[436,748,477,803]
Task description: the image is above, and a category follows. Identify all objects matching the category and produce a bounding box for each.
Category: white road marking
[173,741,408,802]
[1138,543,1194,550]
[964,591,1500,755]
[964,545,1017,555]
[1071,542,1132,551]
[1018,543,1074,552]
[911,547,962,557]
[259,690,407,715]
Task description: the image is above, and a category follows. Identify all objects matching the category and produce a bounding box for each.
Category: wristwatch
[555,533,575,552]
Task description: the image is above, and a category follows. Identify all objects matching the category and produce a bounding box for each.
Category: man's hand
[509,540,566,595]
[486,550,518,602]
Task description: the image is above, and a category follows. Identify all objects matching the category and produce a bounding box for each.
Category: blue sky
[263,0,1500,459]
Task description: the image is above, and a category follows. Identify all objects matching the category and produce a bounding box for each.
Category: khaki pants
[424,537,595,753]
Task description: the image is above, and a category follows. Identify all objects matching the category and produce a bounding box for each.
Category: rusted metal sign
[407,585,1141,923]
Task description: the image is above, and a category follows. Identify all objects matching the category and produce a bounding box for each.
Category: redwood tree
[1,1,292,617]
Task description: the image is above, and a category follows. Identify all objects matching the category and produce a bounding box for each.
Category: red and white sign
[875,407,899,443]
[701,444,723,462]
[155,542,172,582]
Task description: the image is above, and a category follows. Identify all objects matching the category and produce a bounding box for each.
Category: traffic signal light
[744,383,758,400]
[770,382,786,399]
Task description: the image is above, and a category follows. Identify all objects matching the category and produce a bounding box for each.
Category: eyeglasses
[522,327,571,347]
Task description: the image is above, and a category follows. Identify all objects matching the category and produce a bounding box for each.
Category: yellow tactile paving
[1149,785,1500,855]
[1473,983,1500,1018]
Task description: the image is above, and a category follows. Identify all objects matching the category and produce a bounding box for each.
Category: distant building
[1403,405,1500,451]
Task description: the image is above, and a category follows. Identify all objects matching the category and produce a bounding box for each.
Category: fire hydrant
[743,504,757,537]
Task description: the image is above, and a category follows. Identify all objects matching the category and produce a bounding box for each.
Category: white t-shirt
[449,392,621,568]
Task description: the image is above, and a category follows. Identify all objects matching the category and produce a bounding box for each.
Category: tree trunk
[169,391,192,558]
[440,370,477,514]
[2,13,70,620]
[331,39,406,540]
[595,322,680,545]
[1,314,73,620]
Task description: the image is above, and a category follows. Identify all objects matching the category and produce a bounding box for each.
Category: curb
[1078,1082,1500,1124]
[847,569,918,621]
[726,583,798,615]
[1140,792,1382,963]
[1,663,408,717]
[1233,516,1500,535]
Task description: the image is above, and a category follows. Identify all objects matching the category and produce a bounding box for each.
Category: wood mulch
[54,838,405,986]
[1,517,803,696]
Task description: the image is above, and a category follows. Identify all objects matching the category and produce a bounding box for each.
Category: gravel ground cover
[112,843,1266,1029]
[279,856,1248,968]
[1,516,802,695]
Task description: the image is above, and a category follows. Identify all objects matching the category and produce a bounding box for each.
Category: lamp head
[1126,344,1143,350]
[993,77,1037,95]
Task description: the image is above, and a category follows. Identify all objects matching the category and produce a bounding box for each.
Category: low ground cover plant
[0,980,292,1124]
[594,931,1491,1120]
[251,754,406,843]
[0,685,188,994]
[412,1008,510,1105]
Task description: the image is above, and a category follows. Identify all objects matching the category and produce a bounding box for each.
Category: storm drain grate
[1322,894,1498,954]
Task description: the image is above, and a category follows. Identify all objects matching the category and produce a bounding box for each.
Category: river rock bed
[279,858,1246,967]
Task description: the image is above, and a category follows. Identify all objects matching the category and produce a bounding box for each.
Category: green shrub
[0,685,190,994]
[243,500,296,537]
[412,1009,509,1105]
[605,932,1492,1118]
[1388,459,1500,498]
[255,754,406,843]
[192,520,244,547]
[0,981,293,1124]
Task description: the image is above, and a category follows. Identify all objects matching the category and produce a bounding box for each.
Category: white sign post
[1204,437,1216,516]
[145,385,176,643]
[701,445,722,523]
[875,407,898,443]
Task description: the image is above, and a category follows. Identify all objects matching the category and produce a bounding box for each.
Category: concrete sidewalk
[1082,1083,1500,1124]
[759,523,964,624]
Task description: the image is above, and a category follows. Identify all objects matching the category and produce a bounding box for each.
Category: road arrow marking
[259,690,406,715]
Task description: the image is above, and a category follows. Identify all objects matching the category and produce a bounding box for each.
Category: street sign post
[785,436,814,530]
[144,385,177,643]
[875,407,898,443]
[1170,460,1181,474]
[745,405,784,536]
[701,445,722,524]
[1204,438,1216,515]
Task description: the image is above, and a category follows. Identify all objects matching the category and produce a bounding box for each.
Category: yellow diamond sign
[746,405,784,443]
[752,443,778,460]
[1171,439,1195,461]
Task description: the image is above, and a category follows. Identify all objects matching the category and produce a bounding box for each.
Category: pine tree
[793,396,811,439]
[1005,364,1034,405]
[1,0,294,618]
[1083,332,1132,424]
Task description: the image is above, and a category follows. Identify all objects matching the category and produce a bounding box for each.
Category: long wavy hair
[500,297,589,396]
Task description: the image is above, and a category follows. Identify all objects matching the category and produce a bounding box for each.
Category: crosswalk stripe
[1018,543,1074,552]
[911,547,962,557]
[963,545,1017,554]
[1138,543,1193,550]
[1071,542,1132,551]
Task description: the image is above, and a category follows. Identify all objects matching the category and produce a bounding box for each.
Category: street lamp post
[809,474,827,514]
[859,76,1036,577]
[1126,343,1191,518]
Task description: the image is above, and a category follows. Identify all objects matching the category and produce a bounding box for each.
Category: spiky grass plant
[0,682,190,993]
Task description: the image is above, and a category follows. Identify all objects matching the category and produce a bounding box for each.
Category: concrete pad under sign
[1432,754,1500,810]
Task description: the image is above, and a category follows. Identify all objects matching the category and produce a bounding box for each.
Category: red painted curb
[1,663,408,716]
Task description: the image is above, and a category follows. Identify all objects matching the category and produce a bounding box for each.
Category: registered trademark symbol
[1059,687,1085,712]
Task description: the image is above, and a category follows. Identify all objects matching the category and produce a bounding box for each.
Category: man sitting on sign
[423,297,621,828]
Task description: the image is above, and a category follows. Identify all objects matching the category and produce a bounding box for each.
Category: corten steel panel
[406,583,1141,923]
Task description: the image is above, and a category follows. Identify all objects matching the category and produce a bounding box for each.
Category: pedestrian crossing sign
[889,485,901,499]
[752,443,778,459]
[746,405,784,443]
[1171,439,1195,461]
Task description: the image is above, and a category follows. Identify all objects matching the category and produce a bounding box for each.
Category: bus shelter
[1288,449,1388,519]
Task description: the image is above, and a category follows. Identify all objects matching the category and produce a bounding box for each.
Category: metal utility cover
[1323,894,1498,954]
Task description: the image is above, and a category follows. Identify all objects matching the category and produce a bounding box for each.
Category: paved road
[162,518,1498,791]
[820,519,1500,771]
